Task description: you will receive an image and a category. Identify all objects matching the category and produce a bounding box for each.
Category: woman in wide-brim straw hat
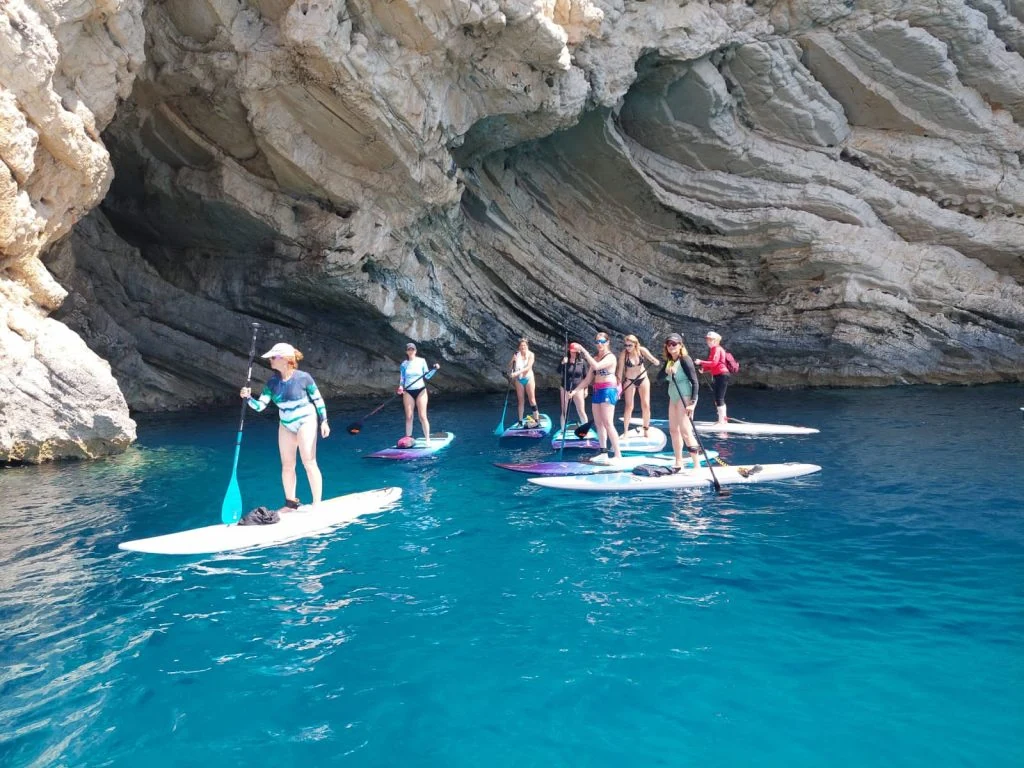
[240,342,330,507]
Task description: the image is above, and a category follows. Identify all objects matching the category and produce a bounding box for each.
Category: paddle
[494,377,512,436]
[573,362,656,439]
[668,361,730,498]
[221,322,261,525]
[346,366,436,435]
[558,327,569,457]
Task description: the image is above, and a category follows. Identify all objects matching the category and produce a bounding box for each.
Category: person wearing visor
[398,342,440,444]
[662,333,701,471]
[240,342,330,508]
[568,333,621,459]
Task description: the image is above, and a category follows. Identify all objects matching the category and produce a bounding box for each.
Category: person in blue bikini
[568,333,622,459]
[240,342,329,508]
[508,338,540,428]
[397,342,440,444]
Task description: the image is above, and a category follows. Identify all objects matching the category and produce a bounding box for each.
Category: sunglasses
[624,343,635,347]
[665,341,680,348]
[595,338,609,344]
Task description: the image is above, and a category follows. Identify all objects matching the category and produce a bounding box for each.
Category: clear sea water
[2,385,1022,767]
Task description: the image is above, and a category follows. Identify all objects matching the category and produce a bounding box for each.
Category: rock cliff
[3,0,1024,461]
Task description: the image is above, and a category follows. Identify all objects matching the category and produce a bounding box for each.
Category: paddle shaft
[233,323,262,461]
[494,377,513,435]
[558,327,569,456]
[668,360,728,496]
[222,322,261,524]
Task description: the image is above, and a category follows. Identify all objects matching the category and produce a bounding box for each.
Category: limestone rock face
[1,0,141,461]
[3,0,1024,458]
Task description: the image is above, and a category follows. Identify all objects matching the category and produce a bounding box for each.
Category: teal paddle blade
[221,474,243,525]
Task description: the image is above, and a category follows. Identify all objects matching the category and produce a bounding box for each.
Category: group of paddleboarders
[557,331,731,470]
[239,330,731,505]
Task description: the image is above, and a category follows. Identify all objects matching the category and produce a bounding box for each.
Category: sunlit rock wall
[1,1,141,461]
[3,0,1024,460]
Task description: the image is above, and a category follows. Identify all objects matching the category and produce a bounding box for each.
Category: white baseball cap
[261,342,297,358]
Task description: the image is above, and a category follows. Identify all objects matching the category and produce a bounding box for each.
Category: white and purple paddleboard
[366,432,455,460]
[529,463,822,492]
[500,413,552,439]
[496,450,719,476]
[550,424,600,451]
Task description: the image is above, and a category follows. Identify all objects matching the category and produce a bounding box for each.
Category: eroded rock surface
[1,0,140,461]
[3,0,1024,460]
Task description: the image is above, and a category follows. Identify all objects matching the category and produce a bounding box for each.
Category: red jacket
[698,346,728,376]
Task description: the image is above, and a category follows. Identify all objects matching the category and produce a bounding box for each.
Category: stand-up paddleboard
[501,413,552,439]
[119,487,403,555]
[625,417,818,436]
[528,463,821,492]
[366,432,455,459]
[496,450,719,476]
[618,425,668,453]
[551,423,600,451]
[693,421,818,435]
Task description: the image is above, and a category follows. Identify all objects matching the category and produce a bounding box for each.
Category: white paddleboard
[626,417,818,435]
[528,463,821,492]
[119,487,402,555]
[617,425,668,453]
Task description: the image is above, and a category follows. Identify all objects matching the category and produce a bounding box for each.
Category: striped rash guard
[247,371,327,432]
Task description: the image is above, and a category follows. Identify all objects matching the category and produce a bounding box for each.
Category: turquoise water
[2,385,1023,766]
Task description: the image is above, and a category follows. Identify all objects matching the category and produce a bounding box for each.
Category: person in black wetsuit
[558,343,589,432]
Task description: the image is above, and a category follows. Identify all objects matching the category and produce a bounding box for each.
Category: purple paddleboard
[500,414,552,439]
[366,432,454,460]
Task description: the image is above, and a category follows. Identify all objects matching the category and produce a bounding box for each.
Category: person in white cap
[397,342,440,444]
[240,342,330,508]
[695,331,730,426]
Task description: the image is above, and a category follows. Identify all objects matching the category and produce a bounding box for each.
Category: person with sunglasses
[617,333,660,438]
[240,342,330,508]
[508,338,540,427]
[662,333,701,471]
[568,333,622,459]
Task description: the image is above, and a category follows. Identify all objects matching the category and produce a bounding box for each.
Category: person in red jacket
[695,330,730,426]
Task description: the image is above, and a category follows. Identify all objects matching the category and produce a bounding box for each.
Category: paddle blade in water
[221,475,243,525]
